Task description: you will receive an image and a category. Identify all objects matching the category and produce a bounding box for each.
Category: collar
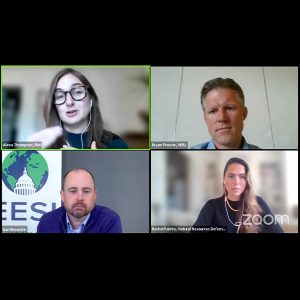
[65,131,89,149]
[207,136,251,149]
[66,212,91,233]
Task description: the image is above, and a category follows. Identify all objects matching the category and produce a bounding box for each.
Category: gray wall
[62,151,149,233]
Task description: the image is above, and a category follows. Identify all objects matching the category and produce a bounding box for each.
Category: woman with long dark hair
[28,68,128,149]
[193,157,283,233]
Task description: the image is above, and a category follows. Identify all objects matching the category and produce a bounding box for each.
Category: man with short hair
[192,78,260,149]
[37,168,122,233]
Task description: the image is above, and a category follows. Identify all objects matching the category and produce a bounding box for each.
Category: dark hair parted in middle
[223,157,262,233]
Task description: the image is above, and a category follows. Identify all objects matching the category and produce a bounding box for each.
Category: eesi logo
[2,151,49,195]
[2,151,58,227]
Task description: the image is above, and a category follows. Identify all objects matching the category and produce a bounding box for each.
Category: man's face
[61,170,97,219]
[203,88,248,149]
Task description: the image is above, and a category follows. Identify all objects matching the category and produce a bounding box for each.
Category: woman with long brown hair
[193,157,283,233]
[27,68,128,149]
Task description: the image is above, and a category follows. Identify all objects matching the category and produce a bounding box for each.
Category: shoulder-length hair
[223,157,262,233]
[43,68,111,148]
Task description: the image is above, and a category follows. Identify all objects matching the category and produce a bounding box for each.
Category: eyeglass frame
[53,85,89,105]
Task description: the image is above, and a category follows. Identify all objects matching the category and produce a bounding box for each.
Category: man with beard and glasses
[37,168,122,233]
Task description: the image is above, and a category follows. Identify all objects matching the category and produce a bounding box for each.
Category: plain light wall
[2,66,149,141]
[151,67,182,141]
[151,67,298,149]
[62,151,149,233]
[264,67,298,148]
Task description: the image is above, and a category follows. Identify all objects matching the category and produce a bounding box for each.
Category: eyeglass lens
[54,86,87,104]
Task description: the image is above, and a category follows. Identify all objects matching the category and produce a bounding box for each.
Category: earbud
[90,99,93,109]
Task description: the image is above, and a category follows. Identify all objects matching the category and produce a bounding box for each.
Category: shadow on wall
[2,87,21,146]
[121,69,149,148]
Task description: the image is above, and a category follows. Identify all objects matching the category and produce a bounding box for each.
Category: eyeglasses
[54,85,88,105]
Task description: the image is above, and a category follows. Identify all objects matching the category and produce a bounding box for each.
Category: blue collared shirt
[191,136,261,150]
[66,212,91,233]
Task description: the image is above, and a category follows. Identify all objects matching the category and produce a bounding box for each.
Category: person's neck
[67,213,87,229]
[227,195,241,201]
[63,120,89,134]
[214,136,243,149]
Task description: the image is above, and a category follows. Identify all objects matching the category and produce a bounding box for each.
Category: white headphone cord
[80,110,92,149]
[60,100,92,148]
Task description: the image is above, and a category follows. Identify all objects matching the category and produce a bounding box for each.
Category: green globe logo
[2,151,49,194]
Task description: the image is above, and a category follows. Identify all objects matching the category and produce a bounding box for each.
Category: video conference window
[2,150,149,233]
[2,66,298,236]
[151,67,298,150]
[151,150,298,233]
[1,66,150,150]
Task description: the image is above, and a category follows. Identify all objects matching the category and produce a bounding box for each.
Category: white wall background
[151,67,298,149]
[2,66,149,142]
